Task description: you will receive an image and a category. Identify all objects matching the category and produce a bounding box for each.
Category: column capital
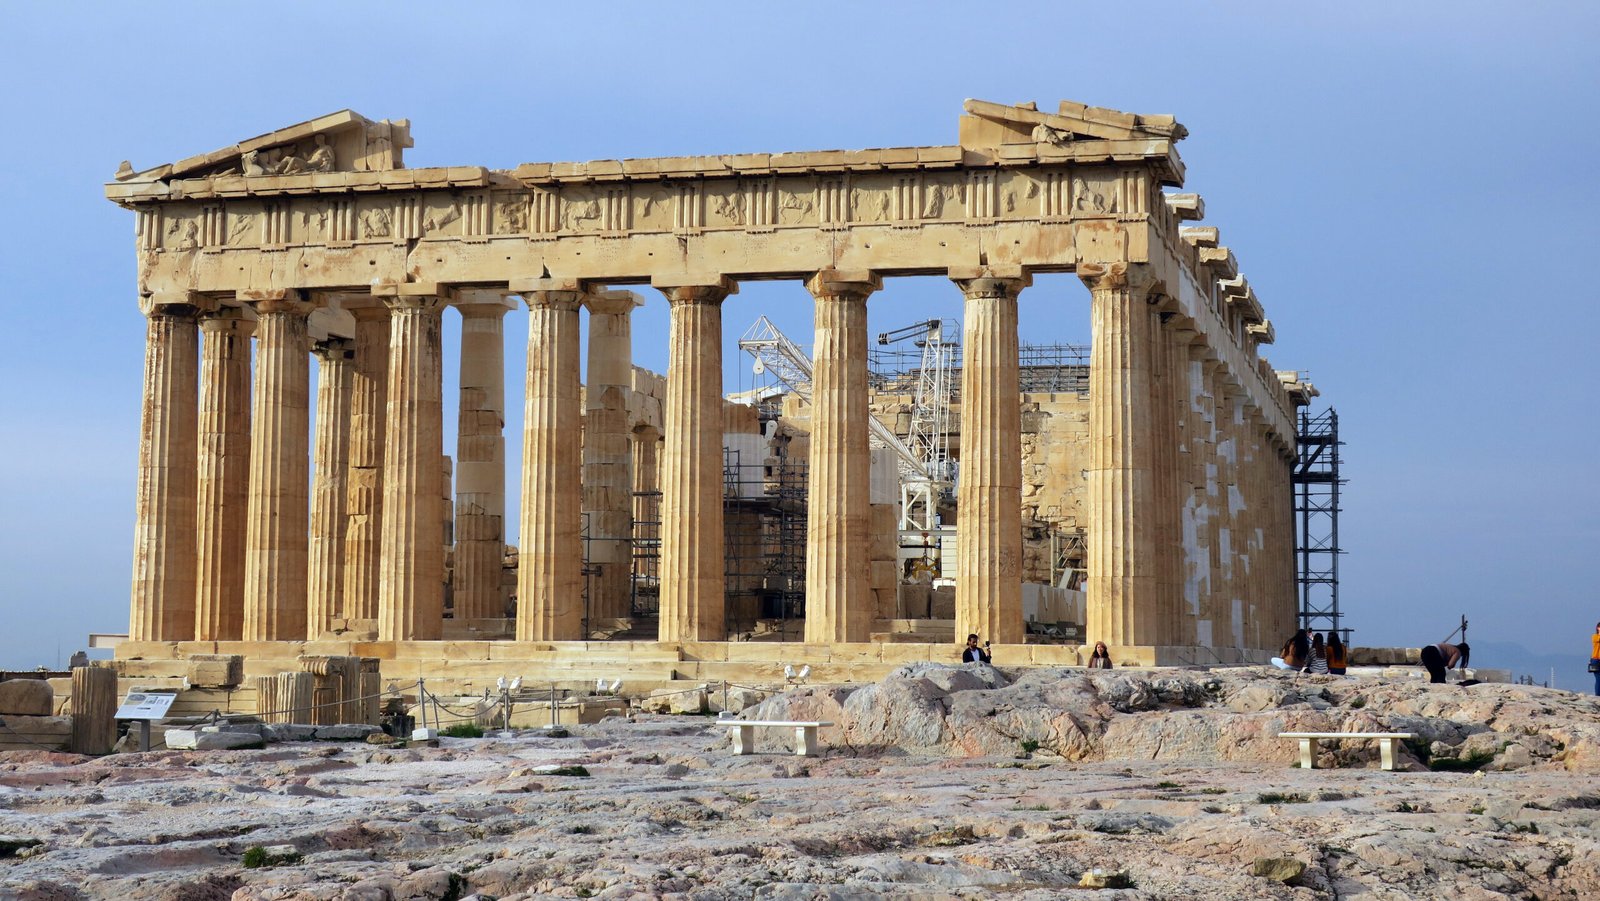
[198,306,255,337]
[805,268,881,299]
[345,301,391,322]
[238,289,314,317]
[584,289,643,316]
[949,265,1030,299]
[452,288,517,317]
[140,291,212,318]
[650,274,738,304]
[632,423,662,443]
[312,336,354,362]
[1077,261,1157,295]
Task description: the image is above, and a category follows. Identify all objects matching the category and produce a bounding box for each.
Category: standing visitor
[1305,633,1330,674]
[1589,622,1599,696]
[1326,632,1348,675]
[1420,640,1470,684]
[1087,641,1114,669]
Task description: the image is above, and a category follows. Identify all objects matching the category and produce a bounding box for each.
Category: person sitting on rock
[1326,632,1348,676]
[1421,640,1470,684]
[1087,641,1113,669]
[1272,629,1310,670]
[961,634,991,664]
[1305,633,1330,675]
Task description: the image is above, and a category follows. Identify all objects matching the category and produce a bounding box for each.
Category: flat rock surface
[0,667,1597,900]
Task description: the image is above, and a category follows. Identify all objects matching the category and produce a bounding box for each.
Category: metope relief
[421,198,465,237]
[492,193,529,236]
[920,175,962,221]
[850,181,894,223]
[1072,173,1119,215]
[707,184,745,227]
[560,187,604,233]
[776,183,815,226]
[631,185,673,232]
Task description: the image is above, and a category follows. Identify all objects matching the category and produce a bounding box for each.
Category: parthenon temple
[105,98,1321,694]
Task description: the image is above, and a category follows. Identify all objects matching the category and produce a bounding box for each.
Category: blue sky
[1,2,1596,684]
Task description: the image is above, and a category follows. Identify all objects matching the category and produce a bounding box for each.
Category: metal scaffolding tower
[1294,407,1345,636]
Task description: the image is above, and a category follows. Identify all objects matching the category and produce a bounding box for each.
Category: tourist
[1087,641,1113,669]
[1305,633,1330,674]
[1589,622,1599,696]
[1272,629,1310,670]
[1326,632,1348,675]
[1420,640,1470,684]
[961,634,991,664]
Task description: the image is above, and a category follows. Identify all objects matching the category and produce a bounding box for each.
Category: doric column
[1201,360,1229,647]
[307,337,354,637]
[1186,347,1217,647]
[952,267,1029,647]
[375,285,447,642]
[241,291,313,641]
[1166,320,1200,647]
[653,276,737,642]
[583,290,642,622]
[1082,262,1160,647]
[342,304,389,621]
[194,308,252,641]
[453,292,514,621]
[1214,382,1243,648]
[1149,308,1180,646]
[511,278,585,641]
[129,294,202,642]
[804,270,880,644]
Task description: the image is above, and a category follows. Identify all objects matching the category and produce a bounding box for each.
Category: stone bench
[718,720,834,757]
[1279,731,1414,771]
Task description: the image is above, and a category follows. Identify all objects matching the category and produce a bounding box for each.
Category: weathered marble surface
[2,669,1598,899]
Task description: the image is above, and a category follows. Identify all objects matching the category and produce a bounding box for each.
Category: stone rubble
[0,667,1595,899]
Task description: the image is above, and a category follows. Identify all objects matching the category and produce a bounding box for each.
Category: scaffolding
[722,444,807,639]
[1294,407,1345,636]
[629,491,661,618]
[869,341,1091,397]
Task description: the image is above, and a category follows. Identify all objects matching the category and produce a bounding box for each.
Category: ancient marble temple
[107,100,1314,682]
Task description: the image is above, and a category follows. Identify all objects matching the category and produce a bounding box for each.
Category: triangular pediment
[960,98,1187,150]
[113,110,413,183]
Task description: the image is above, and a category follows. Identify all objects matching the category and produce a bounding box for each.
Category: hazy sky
[1,2,1595,677]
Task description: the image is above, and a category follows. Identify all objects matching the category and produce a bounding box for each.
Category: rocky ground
[2,665,1599,900]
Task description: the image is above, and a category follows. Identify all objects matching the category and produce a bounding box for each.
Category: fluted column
[242,292,313,641]
[801,270,879,644]
[1186,348,1217,647]
[194,308,252,641]
[584,290,642,622]
[376,286,447,641]
[952,267,1028,647]
[512,278,585,641]
[654,277,736,642]
[1200,360,1229,646]
[342,304,389,621]
[1215,383,1242,648]
[1082,262,1160,647]
[129,295,202,642]
[1167,322,1200,647]
[453,292,513,621]
[307,338,354,637]
[1148,308,1180,646]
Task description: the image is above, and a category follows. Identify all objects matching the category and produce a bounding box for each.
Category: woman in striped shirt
[1305,633,1330,675]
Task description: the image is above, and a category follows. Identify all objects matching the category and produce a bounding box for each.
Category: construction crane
[738,316,956,531]
[876,319,958,531]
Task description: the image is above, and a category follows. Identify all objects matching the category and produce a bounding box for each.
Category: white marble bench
[1279,731,1415,771]
[718,720,834,757]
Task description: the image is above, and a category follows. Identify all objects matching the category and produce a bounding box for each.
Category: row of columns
[131,261,1292,650]
[1081,262,1297,649]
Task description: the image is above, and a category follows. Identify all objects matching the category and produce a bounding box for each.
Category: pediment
[960,98,1187,150]
[113,110,412,183]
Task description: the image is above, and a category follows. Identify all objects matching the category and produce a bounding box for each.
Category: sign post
[114,691,178,752]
